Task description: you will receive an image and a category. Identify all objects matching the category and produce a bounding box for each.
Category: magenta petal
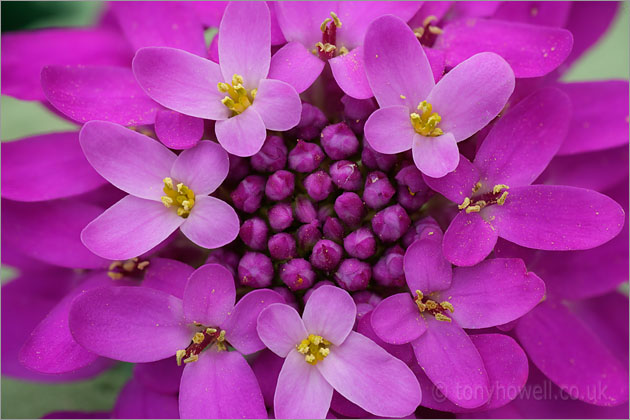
[423,155,480,204]
[424,46,446,82]
[475,87,571,190]
[220,289,284,355]
[356,311,415,365]
[437,259,545,329]
[69,286,190,363]
[371,294,427,345]
[558,80,630,155]
[516,301,629,406]
[412,132,460,178]
[2,199,108,269]
[329,47,373,100]
[133,46,229,120]
[179,196,239,249]
[143,258,194,300]
[183,263,235,327]
[268,41,325,94]
[1,132,106,202]
[485,185,625,251]
[257,303,308,357]
[442,211,498,267]
[133,357,183,395]
[364,15,434,108]
[251,78,302,131]
[218,2,271,89]
[179,349,267,419]
[364,105,416,154]
[412,317,490,408]
[171,141,229,196]
[41,65,160,126]
[113,379,179,420]
[154,110,204,150]
[404,233,452,293]
[564,2,619,68]
[317,331,422,417]
[215,107,267,157]
[80,121,177,200]
[436,19,573,78]
[427,52,514,142]
[275,349,333,419]
[303,285,356,346]
[274,2,332,48]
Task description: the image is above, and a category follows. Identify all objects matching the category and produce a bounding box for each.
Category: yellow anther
[218,74,254,115]
[163,177,174,190]
[414,27,425,38]
[161,178,195,218]
[458,197,471,210]
[473,182,482,193]
[440,301,454,313]
[410,101,444,137]
[122,260,136,272]
[176,349,186,366]
[192,332,205,344]
[217,330,226,342]
[465,204,482,213]
[428,26,443,35]
[497,191,509,206]
[137,261,150,270]
[205,327,217,334]
[425,300,438,310]
[250,88,257,99]
[492,184,510,194]
[338,46,349,55]
[320,17,332,32]
[305,354,316,363]
[316,42,337,53]
[183,354,199,364]
[221,96,236,108]
[109,261,122,271]
[216,342,227,352]
[217,82,231,92]
[296,334,331,365]
[435,313,452,322]
[232,74,244,86]
[319,347,330,357]
[415,290,424,300]
[423,15,438,27]
[400,94,407,99]
[330,11,342,27]
[107,272,124,280]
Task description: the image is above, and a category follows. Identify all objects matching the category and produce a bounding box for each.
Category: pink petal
[424,46,446,82]
[275,349,334,419]
[427,52,515,142]
[132,47,229,120]
[485,185,625,251]
[356,311,415,365]
[251,78,302,131]
[317,331,422,417]
[80,121,177,201]
[371,293,427,345]
[412,317,490,408]
[133,357,183,395]
[493,2,571,26]
[41,65,161,126]
[179,196,239,249]
[303,285,356,346]
[268,41,325,94]
[437,258,545,329]
[214,107,267,157]
[170,141,229,196]
[257,303,308,357]
[436,19,573,78]
[220,289,284,355]
[364,15,434,108]
[81,195,183,260]
[113,379,179,419]
[423,155,480,204]
[154,110,204,150]
[68,286,190,363]
[412,132,460,178]
[179,348,267,418]
[183,264,235,326]
[329,47,373,100]
[274,2,332,48]
[1,132,106,202]
[364,105,416,154]
[142,258,194,299]
[442,211,498,267]
[218,2,271,89]
[404,233,452,293]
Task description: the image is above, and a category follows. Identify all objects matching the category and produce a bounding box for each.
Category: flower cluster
[1,1,629,419]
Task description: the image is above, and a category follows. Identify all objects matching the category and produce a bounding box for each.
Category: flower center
[161,177,196,218]
[458,184,510,214]
[314,12,348,60]
[414,290,454,322]
[410,101,443,137]
[218,74,257,115]
[107,257,150,280]
[176,327,227,365]
[413,15,443,46]
[296,334,331,365]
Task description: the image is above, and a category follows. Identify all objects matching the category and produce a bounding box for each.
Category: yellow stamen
[458,197,471,210]
[176,349,186,366]
[330,11,342,27]
[435,313,452,322]
[320,17,332,32]
[497,191,509,205]
[161,177,195,218]
[137,261,150,270]
[296,334,331,365]
[465,205,482,213]
[425,300,438,310]
[410,101,443,137]
[192,332,205,344]
[217,74,254,115]
[492,184,510,194]
[217,330,226,342]
[183,354,199,364]
[205,327,217,334]
[440,301,454,313]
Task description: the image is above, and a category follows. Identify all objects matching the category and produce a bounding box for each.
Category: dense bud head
[304,171,334,201]
[294,102,328,140]
[273,286,299,310]
[329,160,362,191]
[310,239,343,271]
[322,217,344,242]
[231,175,265,213]
[226,154,252,183]
[372,204,411,242]
[295,195,318,224]
[363,171,396,210]
[395,164,433,211]
[238,252,273,288]
[320,122,360,160]
[288,141,325,173]
[343,228,376,260]
[402,217,442,248]
[341,95,377,135]
[268,202,294,232]
[334,192,365,228]
[373,245,406,287]
[279,258,316,291]
[205,249,240,277]
[265,170,295,201]
[297,221,322,252]
[361,140,397,172]
[239,217,269,250]
[335,259,371,291]
[317,204,334,223]
[268,233,297,260]
[250,135,287,173]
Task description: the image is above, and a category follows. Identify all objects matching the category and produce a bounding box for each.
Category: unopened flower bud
[395,164,433,211]
[310,239,343,271]
[226,154,251,183]
[335,259,371,291]
[303,280,335,304]
[402,217,442,248]
[329,160,362,191]
[373,245,405,287]
[334,192,365,228]
[343,228,376,260]
[273,286,299,310]
[231,175,265,213]
[279,258,316,291]
[239,217,268,250]
[238,252,273,288]
[304,171,334,201]
[363,171,395,209]
[268,202,294,232]
[251,135,287,173]
[317,204,334,223]
[320,122,359,160]
[323,217,344,242]
[206,249,239,277]
[361,140,397,172]
[294,195,318,224]
[341,95,377,134]
[288,141,325,173]
[295,102,327,140]
[265,170,295,201]
[268,233,297,260]
[372,204,411,242]
[297,221,322,252]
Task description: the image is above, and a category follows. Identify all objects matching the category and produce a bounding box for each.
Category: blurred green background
[1,1,628,418]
